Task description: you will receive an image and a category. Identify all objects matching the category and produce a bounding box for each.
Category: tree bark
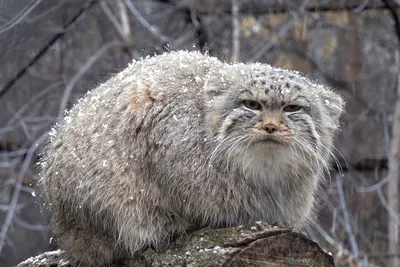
[16,222,334,267]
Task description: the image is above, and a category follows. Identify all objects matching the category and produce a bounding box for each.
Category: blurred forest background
[0,0,399,266]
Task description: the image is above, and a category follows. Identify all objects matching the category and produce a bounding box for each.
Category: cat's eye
[243,100,262,110]
[283,105,302,112]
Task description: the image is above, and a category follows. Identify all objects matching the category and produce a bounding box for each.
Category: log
[16,222,334,267]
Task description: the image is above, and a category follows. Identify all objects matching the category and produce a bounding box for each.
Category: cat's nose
[263,124,277,134]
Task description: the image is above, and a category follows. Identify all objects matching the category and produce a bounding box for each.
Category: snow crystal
[199,246,228,254]
[281,88,290,95]
[44,250,64,256]
[64,116,72,124]
[49,127,57,137]
[60,259,70,266]
[18,250,65,266]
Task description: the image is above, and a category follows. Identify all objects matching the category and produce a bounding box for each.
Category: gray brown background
[0,1,397,266]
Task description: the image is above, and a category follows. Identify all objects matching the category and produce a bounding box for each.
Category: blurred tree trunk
[231,0,240,62]
[388,50,400,267]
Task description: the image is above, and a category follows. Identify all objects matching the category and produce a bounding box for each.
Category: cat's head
[204,63,344,179]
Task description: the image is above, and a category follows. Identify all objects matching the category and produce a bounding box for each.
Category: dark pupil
[244,100,261,110]
[284,105,301,112]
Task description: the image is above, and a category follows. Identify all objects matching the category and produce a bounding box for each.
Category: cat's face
[204,63,344,176]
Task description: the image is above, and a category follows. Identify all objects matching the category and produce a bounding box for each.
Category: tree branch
[231,0,240,62]
[100,0,135,57]
[382,0,400,44]
[150,0,400,15]
[381,1,400,266]
[16,223,335,267]
[0,0,99,99]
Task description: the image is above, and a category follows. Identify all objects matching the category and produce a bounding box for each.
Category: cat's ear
[319,89,345,127]
[204,64,238,100]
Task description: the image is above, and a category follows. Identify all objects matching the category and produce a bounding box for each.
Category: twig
[382,5,400,259]
[382,0,400,43]
[24,1,65,23]
[0,0,99,99]
[124,0,172,43]
[0,0,42,34]
[249,0,310,62]
[357,109,392,193]
[13,215,50,232]
[352,0,371,12]
[336,173,359,260]
[314,223,350,255]
[377,189,400,226]
[249,18,296,62]
[189,11,208,53]
[100,0,134,57]
[231,0,240,62]
[100,1,123,34]
[0,134,48,254]
[2,81,64,132]
[149,0,400,15]
[57,41,120,119]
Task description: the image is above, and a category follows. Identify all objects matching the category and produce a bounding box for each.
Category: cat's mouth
[263,138,282,144]
[255,135,286,145]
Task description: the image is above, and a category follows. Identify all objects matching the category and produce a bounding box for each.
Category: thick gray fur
[39,51,344,266]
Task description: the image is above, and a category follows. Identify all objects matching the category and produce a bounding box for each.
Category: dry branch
[16,222,334,267]
[231,0,240,62]
[155,0,399,15]
[0,0,99,99]
[381,1,400,266]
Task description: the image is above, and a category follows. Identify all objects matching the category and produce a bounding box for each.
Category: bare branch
[377,189,400,226]
[0,133,47,254]
[0,0,42,34]
[314,223,351,257]
[100,1,124,35]
[382,0,400,44]
[13,216,50,232]
[336,174,359,260]
[2,81,63,133]
[118,0,132,42]
[231,0,240,62]
[352,0,370,13]
[100,0,135,57]
[124,0,172,43]
[388,56,400,266]
[57,41,121,119]
[0,0,99,99]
